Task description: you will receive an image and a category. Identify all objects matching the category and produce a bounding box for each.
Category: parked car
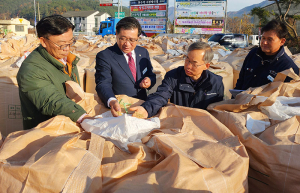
[249,35,260,46]
[208,33,249,50]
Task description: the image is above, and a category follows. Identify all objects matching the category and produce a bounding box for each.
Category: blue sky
[121,0,265,12]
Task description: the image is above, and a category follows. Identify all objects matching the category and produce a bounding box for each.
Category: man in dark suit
[95,17,156,116]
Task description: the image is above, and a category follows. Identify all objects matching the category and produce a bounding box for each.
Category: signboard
[174,0,227,35]
[130,0,168,34]
[131,4,167,12]
[175,27,223,34]
[99,0,113,6]
[131,11,166,17]
[137,18,166,25]
[176,19,212,26]
[175,19,224,26]
[143,30,166,33]
[141,25,166,30]
[115,12,125,18]
[176,10,225,18]
[176,0,226,2]
[130,0,167,5]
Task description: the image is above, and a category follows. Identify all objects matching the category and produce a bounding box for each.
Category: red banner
[100,3,112,6]
[131,4,167,12]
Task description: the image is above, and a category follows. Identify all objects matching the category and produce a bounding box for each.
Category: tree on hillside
[270,0,300,46]
[250,7,270,26]
[226,14,254,36]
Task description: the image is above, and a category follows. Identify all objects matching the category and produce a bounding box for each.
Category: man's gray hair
[187,42,214,63]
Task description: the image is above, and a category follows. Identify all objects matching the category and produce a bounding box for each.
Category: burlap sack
[77,65,86,91]
[141,43,164,57]
[0,80,249,192]
[0,132,3,147]
[291,53,300,74]
[220,48,250,88]
[207,69,300,192]
[160,55,185,72]
[284,46,293,57]
[68,81,249,192]
[0,116,104,193]
[21,34,40,53]
[209,61,234,99]
[84,68,97,94]
[0,67,23,136]
[0,56,19,68]
[149,58,166,94]
[0,41,20,59]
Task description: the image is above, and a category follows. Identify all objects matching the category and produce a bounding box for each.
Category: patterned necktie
[126,52,136,82]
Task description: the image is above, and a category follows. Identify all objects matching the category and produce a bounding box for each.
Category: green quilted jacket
[17,45,86,130]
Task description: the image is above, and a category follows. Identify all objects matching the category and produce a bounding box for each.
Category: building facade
[94,12,111,32]
[0,18,30,36]
[62,11,111,35]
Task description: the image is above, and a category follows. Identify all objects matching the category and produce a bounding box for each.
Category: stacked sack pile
[208,69,300,192]
[0,33,98,136]
[2,32,300,192]
[0,80,249,192]
[0,33,40,136]
[2,32,300,136]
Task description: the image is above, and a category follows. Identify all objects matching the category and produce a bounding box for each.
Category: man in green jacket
[17,15,89,130]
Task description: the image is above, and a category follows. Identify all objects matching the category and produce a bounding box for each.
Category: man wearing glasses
[17,15,89,130]
[95,17,156,116]
[130,42,224,118]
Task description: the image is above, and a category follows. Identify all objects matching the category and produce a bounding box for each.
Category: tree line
[0,0,130,25]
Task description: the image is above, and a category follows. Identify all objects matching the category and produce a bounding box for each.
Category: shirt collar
[186,70,208,87]
[122,50,135,57]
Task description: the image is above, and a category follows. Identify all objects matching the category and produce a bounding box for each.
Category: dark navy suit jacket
[235,46,299,90]
[95,43,156,107]
[142,67,224,118]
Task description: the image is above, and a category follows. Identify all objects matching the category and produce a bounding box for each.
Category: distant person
[130,42,224,118]
[235,19,299,90]
[17,15,90,130]
[95,17,156,117]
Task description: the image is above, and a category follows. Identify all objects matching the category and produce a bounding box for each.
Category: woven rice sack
[209,61,234,99]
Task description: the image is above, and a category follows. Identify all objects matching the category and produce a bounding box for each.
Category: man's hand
[139,77,151,89]
[109,100,122,117]
[81,114,95,122]
[77,114,95,124]
[129,106,148,119]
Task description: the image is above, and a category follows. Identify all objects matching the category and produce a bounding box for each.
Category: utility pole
[224,0,228,33]
[34,0,37,36]
[117,0,120,19]
[38,2,40,22]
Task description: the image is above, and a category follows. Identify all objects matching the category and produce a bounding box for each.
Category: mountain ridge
[227,0,274,17]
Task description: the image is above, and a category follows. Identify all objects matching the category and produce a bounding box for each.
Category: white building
[94,12,111,31]
[62,11,110,35]
[0,18,30,36]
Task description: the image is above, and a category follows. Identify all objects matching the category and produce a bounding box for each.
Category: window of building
[15,25,24,32]
[82,17,85,20]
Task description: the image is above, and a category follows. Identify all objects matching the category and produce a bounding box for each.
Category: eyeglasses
[118,37,138,44]
[184,56,205,68]
[46,38,76,50]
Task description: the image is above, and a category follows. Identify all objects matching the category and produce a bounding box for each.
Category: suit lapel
[135,47,142,81]
[112,43,135,83]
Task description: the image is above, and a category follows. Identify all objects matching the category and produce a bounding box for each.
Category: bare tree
[270,0,300,45]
